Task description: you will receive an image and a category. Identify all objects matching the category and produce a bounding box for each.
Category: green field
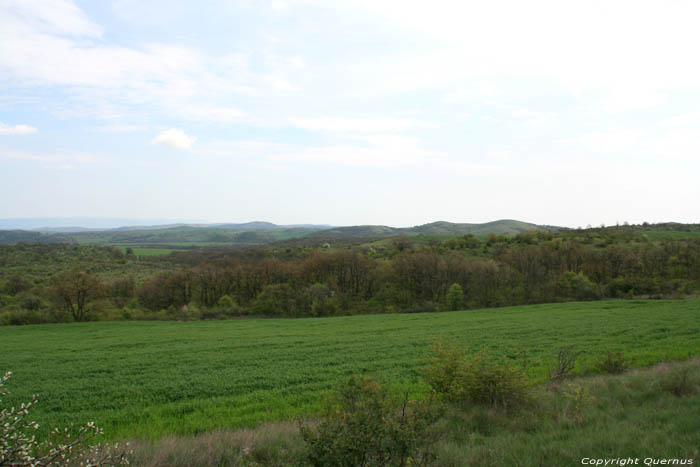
[119,247,185,256]
[1,300,698,442]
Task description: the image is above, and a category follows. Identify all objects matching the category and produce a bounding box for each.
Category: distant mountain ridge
[309,219,561,238]
[0,219,561,245]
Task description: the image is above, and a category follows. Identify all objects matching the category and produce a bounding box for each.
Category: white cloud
[180,105,248,124]
[558,129,646,155]
[0,147,98,169]
[290,117,429,133]
[2,0,101,37]
[92,123,148,133]
[151,128,195,150]
[0,123,37,135]
[202,134,444,168]
[661,113,700,129]
[0,2,267,123]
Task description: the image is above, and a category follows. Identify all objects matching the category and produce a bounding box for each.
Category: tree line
[2,230,700,323]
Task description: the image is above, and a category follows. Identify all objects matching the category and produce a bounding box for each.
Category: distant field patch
[120,247,184,256]
[643,230,700,240]
[0,300,698,441]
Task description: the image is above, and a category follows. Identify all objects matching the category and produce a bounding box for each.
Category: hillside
[309,219,560,238]
[6,219,700,247]
[0,219,560,246]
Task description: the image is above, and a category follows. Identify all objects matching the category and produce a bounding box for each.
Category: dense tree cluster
[1,229,700,323]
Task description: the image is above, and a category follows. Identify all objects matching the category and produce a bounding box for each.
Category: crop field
[1,300,698,442]
[118,247,185,256]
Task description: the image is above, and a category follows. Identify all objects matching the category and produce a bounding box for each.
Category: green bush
[424,342,530,408]
[557,271,599,300]
[445,283,464,311]
[595,350,627,374]
[217,294,235,308]
[300,375,443,467]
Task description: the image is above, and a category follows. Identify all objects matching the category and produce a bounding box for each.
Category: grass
[0,300,698,442]
[121,359,700,466]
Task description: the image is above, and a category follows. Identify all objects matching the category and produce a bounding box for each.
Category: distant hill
[309,219,561,238]
[0,218,204,231]
[0,219,563,246]
[0,230,75,244]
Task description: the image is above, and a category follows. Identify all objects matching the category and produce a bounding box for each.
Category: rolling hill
[308,219,561,238]
[0,219,561,245]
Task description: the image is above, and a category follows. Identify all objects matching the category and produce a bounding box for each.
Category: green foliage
[445,283,464,311]
[562,383,595,422]
[660,367,697,397]
[3,274,32,295]
[216,294,235,308]
[595,349,627,374]
[424,342,530,408]
[50,270,106,321]
[300,375,442,467]
[435,360,700,466]
[557,271,599,300]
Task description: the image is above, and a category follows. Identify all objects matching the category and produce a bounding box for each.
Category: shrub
[557,271,599,300]
[424,342,530,408]
[595,350,627,374]
[548,347,584,383]
[0,371,130,465]
[2,309,45,326]
[445,283,464,311]
[299,375,443,467]
[217,294,235,309]
[660,367,697,397]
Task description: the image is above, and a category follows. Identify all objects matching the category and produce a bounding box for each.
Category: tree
[50,270,105,321]
[445,283,464,311]
[3,274,32,296]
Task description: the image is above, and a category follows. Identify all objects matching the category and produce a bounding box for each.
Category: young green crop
[0,300,698,441]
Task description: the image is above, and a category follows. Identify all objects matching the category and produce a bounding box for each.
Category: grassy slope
[0,300,698,441]
[124,360,700,466]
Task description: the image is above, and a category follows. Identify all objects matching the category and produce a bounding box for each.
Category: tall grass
[121,360,700,466]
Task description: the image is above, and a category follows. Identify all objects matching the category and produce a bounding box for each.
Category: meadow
[119,247,185,256]
[1,299,698,443]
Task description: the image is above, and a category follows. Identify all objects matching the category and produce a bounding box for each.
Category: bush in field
[424,341,530,408]
[300,375,443,467]
[548,347,584,382]
[0,371,130,466]
[595,350,627,374]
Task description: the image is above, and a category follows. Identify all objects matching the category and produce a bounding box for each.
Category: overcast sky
[1,0,699,228]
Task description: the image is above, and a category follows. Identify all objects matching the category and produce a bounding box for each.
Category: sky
[1,0,700,228]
